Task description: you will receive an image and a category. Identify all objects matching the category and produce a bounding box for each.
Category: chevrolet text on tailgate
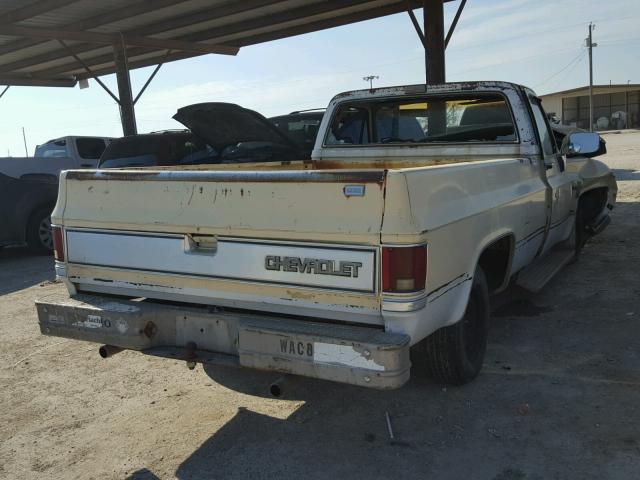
[37,82,617,391]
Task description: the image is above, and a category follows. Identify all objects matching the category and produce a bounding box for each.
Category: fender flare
[442,230,515,327]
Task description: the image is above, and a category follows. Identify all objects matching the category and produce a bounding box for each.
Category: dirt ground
[1,132,639,480]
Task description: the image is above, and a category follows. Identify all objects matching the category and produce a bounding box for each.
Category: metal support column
[113,40,137,136]
[423,0,445,85]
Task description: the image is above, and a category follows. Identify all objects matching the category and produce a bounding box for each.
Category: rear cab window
[270,114,322,148]
[76,138,107,159]
[324,93,517,146]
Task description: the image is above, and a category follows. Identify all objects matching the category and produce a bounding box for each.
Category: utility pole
[586,23,597,131]
[363,75,378,89]
[22,127,28,156]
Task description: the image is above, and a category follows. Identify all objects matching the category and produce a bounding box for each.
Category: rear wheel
[412,266,490,385]
[26,207,53,254]
[561,204,588,261]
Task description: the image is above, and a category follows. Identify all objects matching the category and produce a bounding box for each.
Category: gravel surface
[1,132,639,480]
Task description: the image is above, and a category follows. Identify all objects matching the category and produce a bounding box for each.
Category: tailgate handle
[185,234,218,255]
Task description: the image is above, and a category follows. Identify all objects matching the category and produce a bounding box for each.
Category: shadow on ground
[613,168,640,181]
[0,247,55,295]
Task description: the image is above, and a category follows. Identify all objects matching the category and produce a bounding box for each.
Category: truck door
[527,94,575,254]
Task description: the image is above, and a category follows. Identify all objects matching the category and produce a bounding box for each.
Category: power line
[539,53,588,93]
[534,48,586,89]
[447,14,640,53]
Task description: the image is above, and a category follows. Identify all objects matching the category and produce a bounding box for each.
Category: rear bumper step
[36,291,410,390]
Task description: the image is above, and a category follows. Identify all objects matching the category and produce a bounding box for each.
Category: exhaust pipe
[269,375,297,398]
[99,345,123,358]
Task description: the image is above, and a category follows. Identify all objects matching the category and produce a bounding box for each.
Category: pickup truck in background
[1,136,111,251]
[36,82,616,391]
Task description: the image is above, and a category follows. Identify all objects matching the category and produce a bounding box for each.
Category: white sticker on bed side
[313,343,385,371]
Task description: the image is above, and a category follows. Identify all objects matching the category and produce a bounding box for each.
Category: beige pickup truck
[36,82,616,391]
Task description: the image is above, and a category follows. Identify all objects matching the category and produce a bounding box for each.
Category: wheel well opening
[478,236,513,293]
[578,187,608,222]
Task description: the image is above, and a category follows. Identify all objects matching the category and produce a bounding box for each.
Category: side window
[529,96,557,156]
[34,140,67,158]
[76,138,107,159]
[325,106,369,145]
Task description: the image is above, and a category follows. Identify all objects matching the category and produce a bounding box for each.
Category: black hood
[173,102,300,151]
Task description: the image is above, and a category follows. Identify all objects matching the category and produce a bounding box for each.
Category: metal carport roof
[0,0,460,134]
[0,0,454,87]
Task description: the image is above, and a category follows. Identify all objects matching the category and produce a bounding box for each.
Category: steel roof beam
[0,0,185,57]
[232,2,419,47]
[0,0,281,71]
[31,0,412,77]
[0,0,451,85]
[445,0,466,48]
[133,50,171,105]
[75,51,197,79]
[0,75,75,87]
[0,0,81,25]
[57,39,120,104]
[0,25,238,55]
[406,4,427,49]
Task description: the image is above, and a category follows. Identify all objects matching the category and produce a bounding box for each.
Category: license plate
[278,337,314,358]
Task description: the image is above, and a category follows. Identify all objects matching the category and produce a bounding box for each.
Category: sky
[1,0,638,156]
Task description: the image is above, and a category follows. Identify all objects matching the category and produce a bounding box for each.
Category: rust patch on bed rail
[66,169,386,184]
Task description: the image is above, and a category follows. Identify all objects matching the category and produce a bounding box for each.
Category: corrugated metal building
[540,84,640,131]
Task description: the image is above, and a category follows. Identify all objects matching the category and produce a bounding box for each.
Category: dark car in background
[98,130,215,168]
[268,108,325,158]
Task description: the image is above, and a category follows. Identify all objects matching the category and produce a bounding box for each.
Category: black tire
[561,204,588,262]
[26,207,54,254]
[413,266,490,385]
[574,207,588,256]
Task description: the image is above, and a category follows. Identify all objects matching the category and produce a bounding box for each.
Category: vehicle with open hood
[173,102,307,164]
[98,104,313,170]
[36,82,616,391]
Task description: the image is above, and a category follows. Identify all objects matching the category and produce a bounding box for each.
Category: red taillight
[382,245,426,293]
[52,226,64,261]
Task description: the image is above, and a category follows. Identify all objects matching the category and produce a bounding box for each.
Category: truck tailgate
[55,168,386,324]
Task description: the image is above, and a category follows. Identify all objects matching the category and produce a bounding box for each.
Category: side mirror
[564,132,606,158]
